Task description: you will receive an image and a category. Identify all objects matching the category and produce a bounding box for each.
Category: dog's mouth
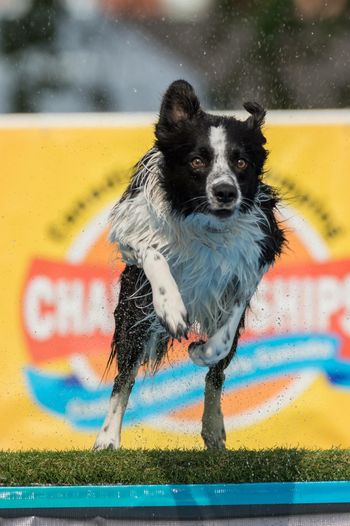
[206,181,241,219]
[211,208,234,219]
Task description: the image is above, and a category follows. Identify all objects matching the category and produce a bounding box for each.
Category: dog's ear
[243,102,266,130]
[158,80,201,126]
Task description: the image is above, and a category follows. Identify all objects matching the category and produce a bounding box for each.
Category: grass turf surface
[0,449,349,486]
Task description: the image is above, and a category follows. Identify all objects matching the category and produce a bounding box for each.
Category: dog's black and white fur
[94,80,285,450]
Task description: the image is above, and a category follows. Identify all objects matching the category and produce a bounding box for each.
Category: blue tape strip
[1,482,350,509]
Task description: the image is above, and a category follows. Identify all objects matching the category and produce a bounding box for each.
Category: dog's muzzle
[213,182,238,205]
[210,182,240,217]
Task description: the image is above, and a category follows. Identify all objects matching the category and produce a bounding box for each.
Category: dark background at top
[0,0,349,112]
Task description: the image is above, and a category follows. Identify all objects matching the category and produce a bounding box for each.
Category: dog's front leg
[140,247,190,339]
[188,304,245,367]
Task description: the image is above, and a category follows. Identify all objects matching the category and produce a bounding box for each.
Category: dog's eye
[237,159,248,170]
[190,157,206,169]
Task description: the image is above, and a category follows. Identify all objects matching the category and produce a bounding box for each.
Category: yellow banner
[1,113,350,450]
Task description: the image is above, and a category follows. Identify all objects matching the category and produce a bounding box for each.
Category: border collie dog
[94,80,285,450]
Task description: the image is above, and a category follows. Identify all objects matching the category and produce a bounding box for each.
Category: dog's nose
[213,183,238,204]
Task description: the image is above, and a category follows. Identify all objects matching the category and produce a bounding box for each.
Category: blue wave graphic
[24,333,350,430]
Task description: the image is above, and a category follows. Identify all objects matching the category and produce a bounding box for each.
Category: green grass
[0,449,349,486]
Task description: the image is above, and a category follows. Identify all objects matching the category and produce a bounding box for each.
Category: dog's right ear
[157,80,201,127]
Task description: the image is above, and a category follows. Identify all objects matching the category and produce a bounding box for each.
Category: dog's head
[155,80,268,219]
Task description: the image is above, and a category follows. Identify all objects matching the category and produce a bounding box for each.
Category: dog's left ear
[243,102,266,130]
[158,80,201,127]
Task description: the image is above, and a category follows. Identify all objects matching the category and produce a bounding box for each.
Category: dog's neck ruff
[110,148,269,339]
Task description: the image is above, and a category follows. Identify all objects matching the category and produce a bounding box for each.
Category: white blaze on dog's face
[206,125,242,217]
[155,80,267,220]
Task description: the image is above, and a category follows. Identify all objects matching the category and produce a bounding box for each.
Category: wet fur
[94,80,285,450]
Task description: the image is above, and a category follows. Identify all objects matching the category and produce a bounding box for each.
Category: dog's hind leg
[202,365,226,449]
[94,364,140,450]
[94,265,152,451]
[201,316,244,450]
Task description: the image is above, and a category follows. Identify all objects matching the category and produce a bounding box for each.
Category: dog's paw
[202,421,226,450]
[93,429,120,451]
[93,438,119,451]
[188,340,209,366]
[153,286,190,339]
[93,441,118,451]
[188,340,226,367]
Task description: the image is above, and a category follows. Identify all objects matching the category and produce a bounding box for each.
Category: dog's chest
[166,220,265,335]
